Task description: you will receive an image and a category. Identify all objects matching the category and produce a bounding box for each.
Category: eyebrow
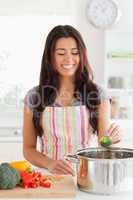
[55,48,79,51]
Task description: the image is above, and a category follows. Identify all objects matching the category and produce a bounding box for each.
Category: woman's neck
[59,77,75,93]
[55,77,75,106]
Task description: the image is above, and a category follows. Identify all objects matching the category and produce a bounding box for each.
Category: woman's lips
[62,64,73,69]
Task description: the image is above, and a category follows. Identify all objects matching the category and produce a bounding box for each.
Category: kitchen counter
[3,188,133,200]
[72,189,133,200]
[2,167,133,200]
[76,189,133,200]
[1,137,133,199]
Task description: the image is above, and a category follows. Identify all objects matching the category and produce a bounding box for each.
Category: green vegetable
[100,136,112,147]
[0,162,20,189]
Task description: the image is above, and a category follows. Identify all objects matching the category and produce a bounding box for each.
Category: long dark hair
[32,25,101,136]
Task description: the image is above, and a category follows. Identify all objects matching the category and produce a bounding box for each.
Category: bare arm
[97,99,111,139]
[97,100,121,143]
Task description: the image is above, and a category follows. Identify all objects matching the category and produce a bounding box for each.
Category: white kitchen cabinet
[0,127,23,161]
[0,136,41,162]
[0,141,24,162]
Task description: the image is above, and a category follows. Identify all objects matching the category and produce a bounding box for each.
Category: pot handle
[64,154,79,163]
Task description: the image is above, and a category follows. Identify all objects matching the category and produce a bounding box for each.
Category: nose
[64,52,73,62]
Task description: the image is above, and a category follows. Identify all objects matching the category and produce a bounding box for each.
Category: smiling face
[53,37,80,79]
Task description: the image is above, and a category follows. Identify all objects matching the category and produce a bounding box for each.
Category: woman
[23,25,121,175]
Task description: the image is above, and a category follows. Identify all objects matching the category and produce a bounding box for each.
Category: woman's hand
[108,123,122,144]
[47,159,75,176]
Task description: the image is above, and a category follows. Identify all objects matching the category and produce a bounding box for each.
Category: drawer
[0,142,24,162]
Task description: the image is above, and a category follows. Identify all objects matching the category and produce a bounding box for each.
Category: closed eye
[57,53,65,55]
[55,48,79,55]
[72,52,79,55]
[57,53,79,56]
[71,49,79,55]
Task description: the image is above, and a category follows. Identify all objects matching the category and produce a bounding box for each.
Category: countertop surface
[2,167,133,200]
[3,188,133,200]
[70,189,133,200]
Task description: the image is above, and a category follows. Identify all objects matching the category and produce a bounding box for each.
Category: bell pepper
[10,160,32,172]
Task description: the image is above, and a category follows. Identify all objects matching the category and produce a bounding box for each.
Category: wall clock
[86,0,120,29]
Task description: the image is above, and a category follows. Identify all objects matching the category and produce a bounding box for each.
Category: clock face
[87,0,119,29]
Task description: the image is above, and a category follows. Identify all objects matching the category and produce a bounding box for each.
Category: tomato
[40,180,52,188]
[21,171,30,178]
[29,181,38,188]
[20,170,52,189]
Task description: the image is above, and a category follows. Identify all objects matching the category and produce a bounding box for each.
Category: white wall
[111,0,133,31]
[0,0,75,15]
[0,0,133,85]
[0,0,105,85]
[74,0,105,85]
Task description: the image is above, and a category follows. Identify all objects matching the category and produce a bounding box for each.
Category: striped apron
[39,105,93,160]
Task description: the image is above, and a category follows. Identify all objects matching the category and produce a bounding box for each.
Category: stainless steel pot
[65,147,133,195]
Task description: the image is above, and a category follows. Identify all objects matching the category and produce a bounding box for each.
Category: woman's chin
[58,69,77,77]
[60,72,75,78]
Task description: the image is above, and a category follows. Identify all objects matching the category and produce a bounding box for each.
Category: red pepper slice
[20,170,52,189]
[40,180,52,188]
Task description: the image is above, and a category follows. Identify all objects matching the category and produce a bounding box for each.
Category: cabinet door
[0,142,24,162]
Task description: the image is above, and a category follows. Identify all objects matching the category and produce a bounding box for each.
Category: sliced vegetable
[40,180,52,188]
[20,171,52,189]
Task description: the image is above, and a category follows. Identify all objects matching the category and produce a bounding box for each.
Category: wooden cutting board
[0,175,76,198]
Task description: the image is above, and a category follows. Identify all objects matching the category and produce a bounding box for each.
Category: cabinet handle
[14,130,21,135]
